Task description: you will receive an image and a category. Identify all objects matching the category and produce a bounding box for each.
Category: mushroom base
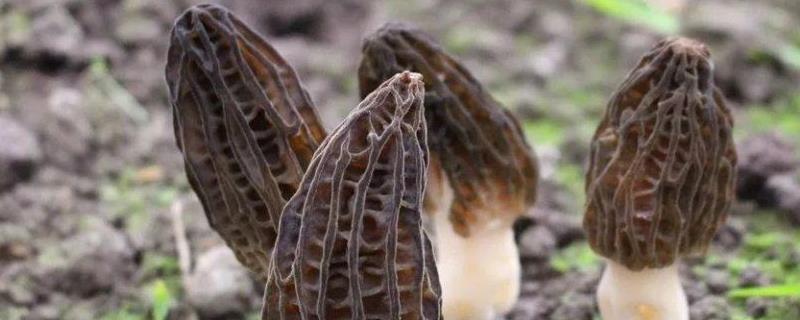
[434,210,520,320]
[597,259,688,320]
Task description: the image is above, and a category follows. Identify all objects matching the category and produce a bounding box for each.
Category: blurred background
[1,0,799,319]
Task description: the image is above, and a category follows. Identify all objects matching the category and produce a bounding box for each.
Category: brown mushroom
[358,23,538,319]
[166,4,326,279]
[264,72,441,319]
[583,38,737,320]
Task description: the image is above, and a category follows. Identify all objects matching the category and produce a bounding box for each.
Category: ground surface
[1,0,799,319]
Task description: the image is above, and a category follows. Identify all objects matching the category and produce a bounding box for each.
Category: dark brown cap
[358,23,538,236]
[166,4,326,278]
[265,72,441,319]
[583,38,737,270]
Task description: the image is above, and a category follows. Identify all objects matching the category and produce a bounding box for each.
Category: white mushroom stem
[597,259,688,320]
[431,181,520,319]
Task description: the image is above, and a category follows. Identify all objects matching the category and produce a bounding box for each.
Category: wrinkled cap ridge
[358,23,539,236]
[583,37,737,270]
[264,72,442,319]
[165,3,326,279]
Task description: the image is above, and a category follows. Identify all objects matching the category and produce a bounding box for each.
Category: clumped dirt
[1,0,799,319]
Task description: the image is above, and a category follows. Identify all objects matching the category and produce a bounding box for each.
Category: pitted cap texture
[166,4,326,279]
[264,72,442,319]
[358,23,538,236]
[583,38,737,270]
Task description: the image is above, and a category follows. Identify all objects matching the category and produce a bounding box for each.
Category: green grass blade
[582,0,679,34]
[728,284,800,298]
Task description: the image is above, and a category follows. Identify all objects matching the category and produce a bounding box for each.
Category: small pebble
[550,293,595,320]
[739,265,769,287]
[690,296,730,320]
[518,225,556,260]
[0,117,42,191]
[746,297,770,318]
[704,269,730,294]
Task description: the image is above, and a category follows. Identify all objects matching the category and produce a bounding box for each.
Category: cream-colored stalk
[597,259,687,320]
[431,177,520,320]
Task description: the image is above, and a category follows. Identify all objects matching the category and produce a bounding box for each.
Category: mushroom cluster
[584,38,737,320]
[165,4,737,320]
[167,5,538,319]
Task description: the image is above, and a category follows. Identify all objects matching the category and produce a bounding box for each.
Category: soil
[1,0,799,319]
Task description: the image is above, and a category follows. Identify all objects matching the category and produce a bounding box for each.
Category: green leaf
[555,164,586,208]
[524,120,565,146]
[743,95,800,142]
[744,232,783,251]
[780,43,800,70]
[582,0,679,34]
[149,280,173,320]
[100,307,146,320]
[550,242,601,273]
[141,253,180,278]
[728,284,800,298]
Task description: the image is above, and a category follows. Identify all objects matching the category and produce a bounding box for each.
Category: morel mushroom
[359,23,538,319]
[264,72,441,319]
[166,4,326,279]
[584,38,737,320]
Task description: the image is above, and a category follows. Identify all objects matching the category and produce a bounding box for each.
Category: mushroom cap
[264,72,442,319]
[166,4,326,279]
[358,23,539,236]
[583,38,737,270]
